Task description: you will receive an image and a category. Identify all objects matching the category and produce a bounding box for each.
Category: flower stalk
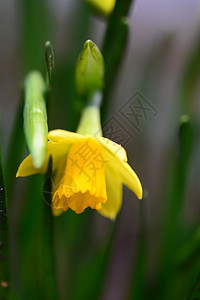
[76,93,103,136]
[102,0,134,115]
[42,157,59,299]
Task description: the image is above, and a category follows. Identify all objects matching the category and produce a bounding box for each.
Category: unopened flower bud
[75,40,104,101]
[85,0,116,17]
[24,71,48,168]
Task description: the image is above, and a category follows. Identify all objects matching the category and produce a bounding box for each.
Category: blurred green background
[0,0,200,299]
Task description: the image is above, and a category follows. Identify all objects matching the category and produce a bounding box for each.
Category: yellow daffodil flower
[17,105,142,220]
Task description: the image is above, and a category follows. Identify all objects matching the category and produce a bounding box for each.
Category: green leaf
[5,94,25,197]
[164,224,200,300]
[187,271,200,300]
[156,115,195,299]
[67,221,117,300]
[41,157,59,299]
[0,143,10,298]
[128,191,149,299]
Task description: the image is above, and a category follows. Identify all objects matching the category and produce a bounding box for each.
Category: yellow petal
[51,157,67,217]
[120,162,143,199]
[52,138,107,214]
[48,129,85,144]
[51,157,66,195]
[17,130,85,178]
[52,207,63,216]
[94,136,127,162]
[100,139,143,199]
[85,0,116,17]
[99,163,122,220]
[16,142,69,177]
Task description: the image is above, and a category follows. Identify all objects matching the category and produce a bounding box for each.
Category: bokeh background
[1,0,200,299]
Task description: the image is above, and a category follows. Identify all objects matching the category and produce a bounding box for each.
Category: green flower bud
[84,0,116,17]
[75,40,104,101]
[24,71,48,168]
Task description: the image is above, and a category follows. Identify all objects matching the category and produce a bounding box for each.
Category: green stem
[41,50,58,298]
[0,143,10,298]
[42,157,59,299]
[67,220,117,300]
[76,92,103,136]
[20,0,50,73]
[102,0,134,116]
[128,191,149,299]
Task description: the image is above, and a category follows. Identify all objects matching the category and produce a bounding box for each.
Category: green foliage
[1,0,200,299]
[0,144,10,299]
[5,95,25,197]
[41,157,59,299]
